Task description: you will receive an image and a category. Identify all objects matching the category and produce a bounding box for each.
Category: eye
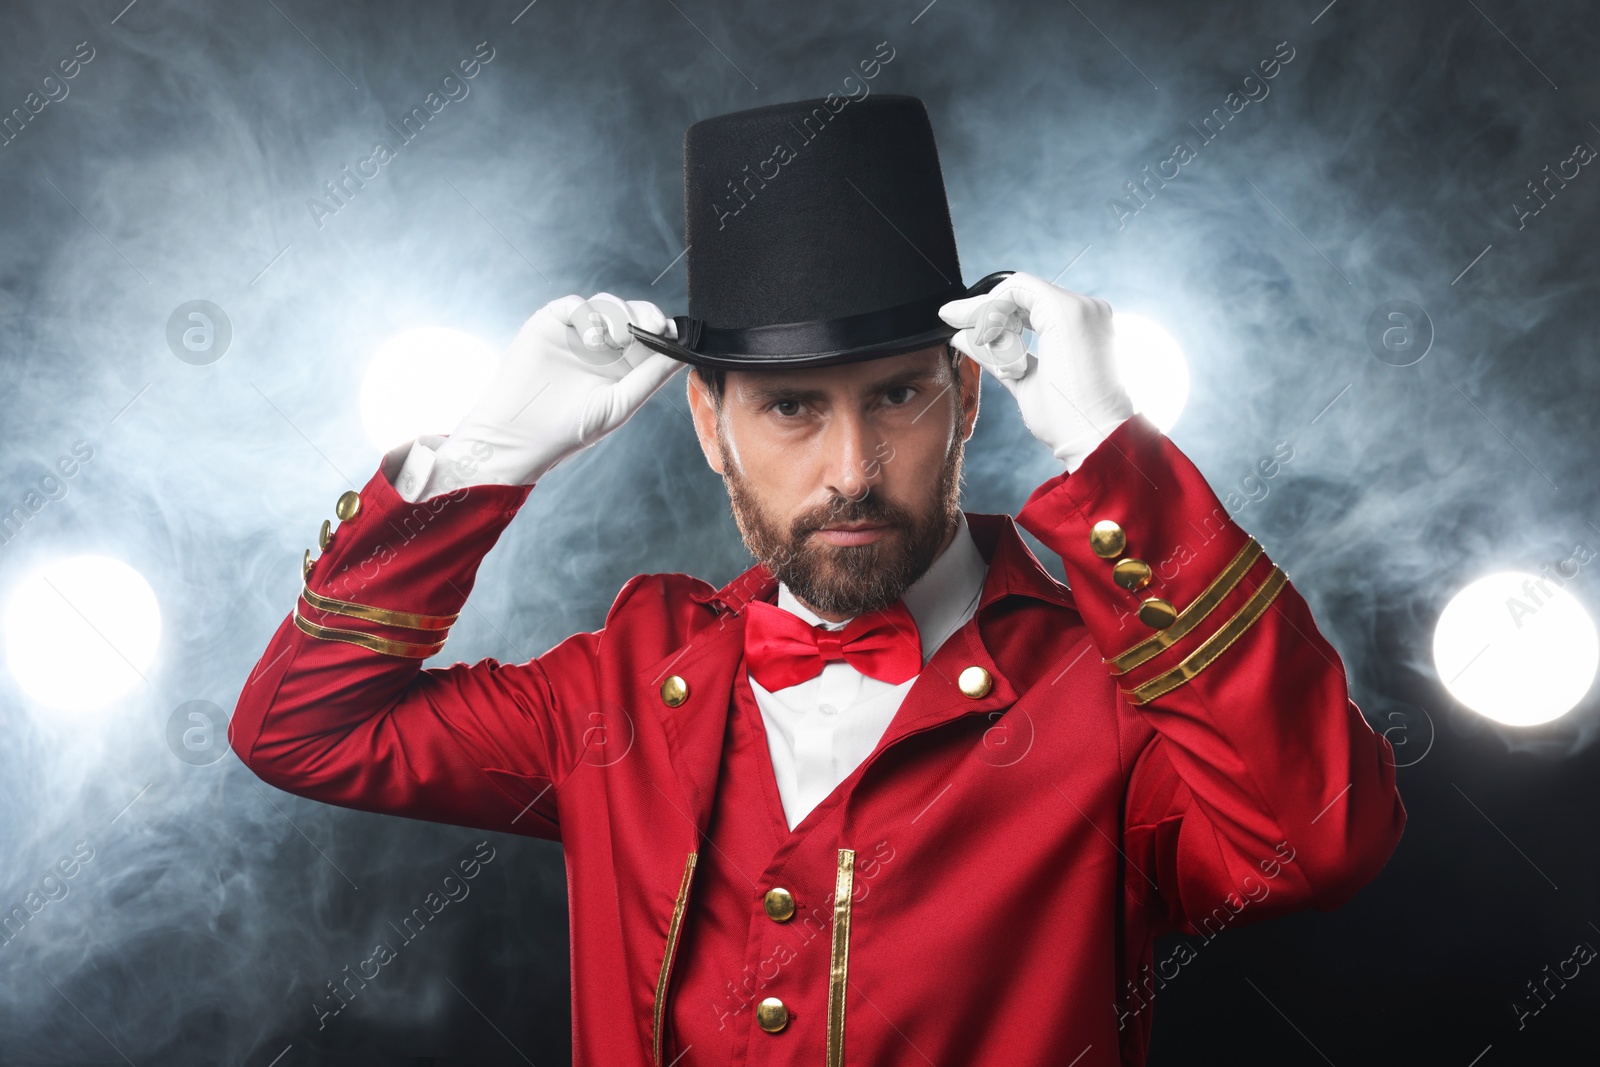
[770,399,804,418]
[883,385,916,406]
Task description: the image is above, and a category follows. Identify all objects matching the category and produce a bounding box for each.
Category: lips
[811,522,892,546]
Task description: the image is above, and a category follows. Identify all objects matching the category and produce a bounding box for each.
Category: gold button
[1138,598,1177,629]
[958,665,993,699]
[335,490,362,522]
[1089,520,1126,559]
[318,518,333,551]
[763,887,796,922]
[1113,558,1152,591]
[302,549,315,580]
[660,675,689,707]
[756,997,789,1033]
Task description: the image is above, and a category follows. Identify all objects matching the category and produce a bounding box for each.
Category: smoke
[0,0,1596,1062]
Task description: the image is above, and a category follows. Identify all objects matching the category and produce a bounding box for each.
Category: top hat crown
[629,94,1009,369]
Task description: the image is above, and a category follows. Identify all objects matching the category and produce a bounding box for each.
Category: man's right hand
[432,292,685,488]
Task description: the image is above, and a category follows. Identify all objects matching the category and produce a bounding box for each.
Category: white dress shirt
[391,435,992,828]
[751,510,989,828]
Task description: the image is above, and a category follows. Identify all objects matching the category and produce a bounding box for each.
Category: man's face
[687,344,982,621]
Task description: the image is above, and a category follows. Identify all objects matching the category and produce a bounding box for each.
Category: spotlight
[4,555,161,713]
[1433,571,1598,726]
[1112,313,1189,433]
[359,327,499,452]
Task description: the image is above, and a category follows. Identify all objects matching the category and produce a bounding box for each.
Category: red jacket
[231,415,1405,1066]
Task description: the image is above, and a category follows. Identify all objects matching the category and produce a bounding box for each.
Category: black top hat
[628,94,1010,369]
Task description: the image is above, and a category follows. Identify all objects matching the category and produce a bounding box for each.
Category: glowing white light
[359,327,500,452]
[1112,314,1189,433]
[1433,571,1598,726]
[4,555,161,714]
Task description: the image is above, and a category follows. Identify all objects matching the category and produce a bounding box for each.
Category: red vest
[667,662,895,1065]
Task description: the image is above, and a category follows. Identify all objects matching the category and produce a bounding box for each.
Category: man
[232,95,1404,1066]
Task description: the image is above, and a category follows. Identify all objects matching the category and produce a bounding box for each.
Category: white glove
[939,272,1134,471]
[426,293,685,492]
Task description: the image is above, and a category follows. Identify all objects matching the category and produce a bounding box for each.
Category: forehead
[723,344,949,400]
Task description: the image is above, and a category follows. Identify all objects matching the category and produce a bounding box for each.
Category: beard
[718,425,965,618]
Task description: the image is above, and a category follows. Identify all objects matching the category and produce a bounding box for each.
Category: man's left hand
[939,271,1134,471]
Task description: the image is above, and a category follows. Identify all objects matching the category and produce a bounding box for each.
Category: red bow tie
[743,598,923,692]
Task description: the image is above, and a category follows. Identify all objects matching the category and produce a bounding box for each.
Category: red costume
[232,414,1405,1065]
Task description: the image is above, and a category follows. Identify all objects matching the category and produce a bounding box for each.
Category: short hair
[694,343,963,408]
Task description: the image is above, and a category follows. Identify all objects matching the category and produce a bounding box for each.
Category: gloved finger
[623,298,670,338]
[938,291,993,329]
[544,294,589,327]
[576,292,676,348]
[607,351,686,415]
[575,291,635,348]
[556,292,643,375]
[613,300,682,369]
[994,272,1110,335]
[949,326,1026,387]
[509,295,587,349]
[940,284,1032,329]
[943,287,1033,357]
[948,289,1030,377]
[942,270,1043,324]
[619,298,678,361]
[984,274,1055,334]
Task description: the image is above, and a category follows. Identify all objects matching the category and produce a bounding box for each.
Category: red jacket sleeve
[1016,415,1406,934]
[229,459,625,841]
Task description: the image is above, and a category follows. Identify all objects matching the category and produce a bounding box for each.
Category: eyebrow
[738,366,940,407]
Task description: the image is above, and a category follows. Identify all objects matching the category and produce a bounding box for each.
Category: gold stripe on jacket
[827,848,856,1067]
[653,851,698,1066]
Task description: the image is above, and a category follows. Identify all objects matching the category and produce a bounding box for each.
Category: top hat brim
[627,270,1014,371]
[627,319,961,370]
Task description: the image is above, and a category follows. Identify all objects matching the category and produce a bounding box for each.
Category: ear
[956,350,982,443]
[685,368,726,474]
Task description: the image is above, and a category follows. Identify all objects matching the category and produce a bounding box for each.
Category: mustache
[791,492,910,536]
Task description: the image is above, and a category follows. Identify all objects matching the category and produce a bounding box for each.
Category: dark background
[1,0,1597,1064]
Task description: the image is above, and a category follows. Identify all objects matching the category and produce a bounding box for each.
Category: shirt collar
[774,510,988,664]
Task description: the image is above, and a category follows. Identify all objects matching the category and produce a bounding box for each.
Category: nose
[820,407,885,504]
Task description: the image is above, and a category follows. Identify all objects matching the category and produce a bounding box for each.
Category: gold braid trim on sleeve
[1106,539,1266,675]
[300,584,459,631]
[292,610,448,659]
[1121,567,1288,705]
